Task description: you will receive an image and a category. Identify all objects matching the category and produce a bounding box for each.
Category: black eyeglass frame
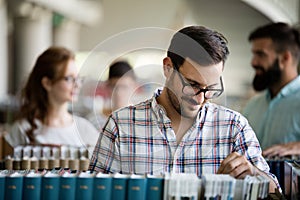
[174,68,224,99]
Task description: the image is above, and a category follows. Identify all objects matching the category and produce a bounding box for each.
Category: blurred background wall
[0,0,299,122]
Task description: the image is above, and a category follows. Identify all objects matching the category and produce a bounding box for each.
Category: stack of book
[0,169,275,200]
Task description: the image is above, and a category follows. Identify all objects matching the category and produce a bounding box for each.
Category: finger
[279,148,299,157]
[263,146,282,157]
[278,144,300,157]
[231,162,255,179]
[235,169,250,179]
[217,152,242,174]
[217,152,239,173]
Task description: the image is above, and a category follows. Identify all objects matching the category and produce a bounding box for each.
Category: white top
[5,116,99,149]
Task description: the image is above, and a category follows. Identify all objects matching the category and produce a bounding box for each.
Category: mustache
[253,65,265,72]
[181,96,198,105]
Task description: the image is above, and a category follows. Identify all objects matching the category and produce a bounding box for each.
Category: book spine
[59,177,76,200]
[23,176,42,200]
[93,176,112,200]
[0,175,5,200]
[111,177,128,200]
[146,178,164,200]
[5,176,23,200]
[41,176,60,200]
[127,177,147,200]
[75,177,94,200]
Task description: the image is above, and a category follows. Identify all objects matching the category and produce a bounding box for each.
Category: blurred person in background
[243,22,300,157]
[86,60,137,129]
[4,46,99,153]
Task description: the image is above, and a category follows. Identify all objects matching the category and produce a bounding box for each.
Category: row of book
[203,174,270,200]
[0,169,273,200]
[0,145,91,171]
[1,156,90,171]
[266,159,300,200]
[10,145,91,160]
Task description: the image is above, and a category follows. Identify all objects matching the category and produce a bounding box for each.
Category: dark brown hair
[108,60,135,80]
[18,46,75,143]
[249,22,300,63]
[167,25,229,69]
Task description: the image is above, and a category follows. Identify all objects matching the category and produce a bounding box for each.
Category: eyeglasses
[63,76,84,85]
[175,69,223,99]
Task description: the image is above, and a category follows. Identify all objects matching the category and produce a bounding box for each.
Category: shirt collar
[151,88,171,125]
[267,75,300,99]
[280,75,300,97]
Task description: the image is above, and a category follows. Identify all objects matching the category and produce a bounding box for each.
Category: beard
[166,82,202,119]
[252,58,282,91]
[166,82,182,115]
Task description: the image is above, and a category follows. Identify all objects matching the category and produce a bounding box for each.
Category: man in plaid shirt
[89,25,279,192]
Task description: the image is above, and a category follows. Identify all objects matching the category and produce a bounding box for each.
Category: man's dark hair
[167,25,229,69]
[248,22,300,63]
[108,61,135,80]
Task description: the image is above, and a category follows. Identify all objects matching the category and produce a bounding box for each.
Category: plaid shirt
[89,89,279,186]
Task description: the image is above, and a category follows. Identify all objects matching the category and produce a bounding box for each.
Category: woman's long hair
[18,46,75,143]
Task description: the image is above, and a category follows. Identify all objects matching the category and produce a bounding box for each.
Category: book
[256,175,270,199]
[233,179,244,200]
[169,173,199,200]
[59,171,78,200]
[127,174,147,200]
[202,174,237,200]
[291,164,300,200]
[0,170,8,200]
[146,174,164,200]
[93,173,113,200]
[250,176,259,200]
[111,173,129,200]
[267,159,285,194]
[163,173,170,200]
[23,171,42,200]
[41,170,60,200]
[5,171,24,200]
[75,171,94,200]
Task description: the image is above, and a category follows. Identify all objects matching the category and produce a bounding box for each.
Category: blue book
[146,174,164,200]
[23,171,42,200]
[111,173,129,200]
[0,170,8,200]
[59,171,77,200]
[41,171,60,200]
[75,171,94,200]
[5,171,24,200]
[93,173,112,200]
[127,174,147,200]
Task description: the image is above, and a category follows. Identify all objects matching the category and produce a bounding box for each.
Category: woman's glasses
[63,76,84,85]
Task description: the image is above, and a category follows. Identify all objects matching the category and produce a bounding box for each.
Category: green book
[59,171,78,200]
[146,174,164,200]
[127,174,147,200]
[23,171,42,200]
[111,173,129,200]
[5,171,24,200]
[75,171,95,200]
[93,173,113,200]
[0,170,9,200]
[41,171,60,200]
